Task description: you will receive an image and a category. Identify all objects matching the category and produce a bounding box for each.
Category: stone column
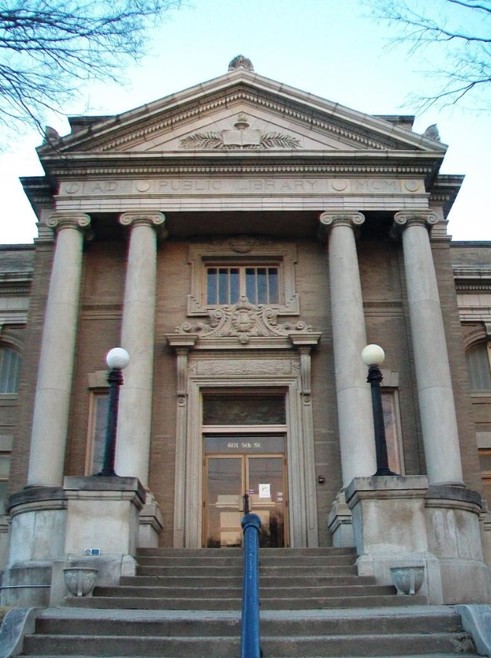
[27,213,91,487]
[115,212,165,486]
[394,210,463,486]
[319,212,376,487]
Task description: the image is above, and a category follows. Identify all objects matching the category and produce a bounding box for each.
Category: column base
[327,490,354,547]
[138,491,163,548]
[63,475,145,557]
[2,477,145,607]
[425,484,491,604]
[481,510,491,567]
[346,476,491,604]
[2,486,67,606]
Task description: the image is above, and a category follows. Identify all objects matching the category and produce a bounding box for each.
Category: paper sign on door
[259,483,271,499]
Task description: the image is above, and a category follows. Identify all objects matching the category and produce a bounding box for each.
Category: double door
[204,451,288,548]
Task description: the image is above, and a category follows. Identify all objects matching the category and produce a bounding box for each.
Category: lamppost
[96,347,129,477]
[361,344,398,477]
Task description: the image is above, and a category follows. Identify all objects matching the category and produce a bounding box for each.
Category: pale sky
[0,0,489,243]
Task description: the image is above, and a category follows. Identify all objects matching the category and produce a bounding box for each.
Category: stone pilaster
[394,210,463,486]
[319,212,376,487]
[115,212,165,486]
[27,213,91,487]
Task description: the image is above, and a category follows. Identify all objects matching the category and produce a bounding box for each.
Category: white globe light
[106,347,130,370]
[361,344,385,366]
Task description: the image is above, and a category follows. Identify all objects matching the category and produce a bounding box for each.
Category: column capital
[393,210,438,233]
[318,211,365,239]
[119,211,166,234]
[46,212,91,233]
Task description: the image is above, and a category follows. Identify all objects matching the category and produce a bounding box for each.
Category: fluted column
[115,212,165,486]
[27,213,91,487]
[319,212,377,487]
[394,210,463,486]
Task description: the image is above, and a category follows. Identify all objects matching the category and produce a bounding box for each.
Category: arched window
[466,343,491,392]
[0,346,21,394]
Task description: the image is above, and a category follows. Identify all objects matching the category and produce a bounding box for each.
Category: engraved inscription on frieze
[180,113,301,151]
[59,177,423,197]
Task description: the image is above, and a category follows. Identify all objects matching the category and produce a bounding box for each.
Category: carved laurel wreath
[180,131,301,150]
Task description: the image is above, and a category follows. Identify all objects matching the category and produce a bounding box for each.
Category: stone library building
[0,57,490,612]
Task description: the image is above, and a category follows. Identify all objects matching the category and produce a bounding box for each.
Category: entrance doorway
[201,390,289,548]
[203,438,288,548]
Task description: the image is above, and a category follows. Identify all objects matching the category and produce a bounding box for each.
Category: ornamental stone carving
[189,359,299,377]
[180,114,301,151]
[119,211,166,231]
[228,55,254,71]
[393,210,438,231]
[46,213,91,233]
[319,211,365,232]
[176,297,314,344]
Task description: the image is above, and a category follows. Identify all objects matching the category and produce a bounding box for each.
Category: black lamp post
[361,344,398,477]
[96,347,129,477]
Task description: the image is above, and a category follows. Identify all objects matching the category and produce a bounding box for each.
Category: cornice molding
[453,267,491,293]
[60,86,405,154]
[44,159,436,179]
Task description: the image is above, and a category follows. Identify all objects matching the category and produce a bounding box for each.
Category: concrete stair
[64,547,423,611]
[18,547,480,657]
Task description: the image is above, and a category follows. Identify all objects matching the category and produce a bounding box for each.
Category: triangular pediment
[39,68,446,158]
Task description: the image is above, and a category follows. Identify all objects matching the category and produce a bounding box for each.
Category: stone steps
[94,583,396,598]
[20,607,478,657]
[66,546,415,611]
[18,548,480,657]
[121,574,377,586]
[21,632,476,657]
[66,594,429,611]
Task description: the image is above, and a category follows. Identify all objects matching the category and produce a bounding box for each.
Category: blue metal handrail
[241,495,262,658]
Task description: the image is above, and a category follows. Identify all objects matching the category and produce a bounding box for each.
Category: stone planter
[390,565,425,595]
[63,567,98,597]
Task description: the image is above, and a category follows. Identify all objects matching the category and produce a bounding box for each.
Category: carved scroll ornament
[176,296,314,345]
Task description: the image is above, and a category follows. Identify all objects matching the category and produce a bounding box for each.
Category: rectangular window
[479,449,491,507]
[381,389,404,474]
[0,348,21,394]
[188,242,298,316]
[86,391,109,475]
[0,435,12,516]
[466,343,491,392]
[246,267,279,304]
[206,265,279,305]
[203,393,286,426]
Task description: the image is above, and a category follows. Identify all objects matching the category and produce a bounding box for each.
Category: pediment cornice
[38,71,447,158]
[40,151,440,180]
[88,86,400,153]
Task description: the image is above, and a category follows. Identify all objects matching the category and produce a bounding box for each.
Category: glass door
[247,456,286,548]
[204,456,243,548]
[203,451,288,548]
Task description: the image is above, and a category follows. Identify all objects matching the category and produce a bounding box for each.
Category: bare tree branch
[369,0,491,110]
[0,0,182,135]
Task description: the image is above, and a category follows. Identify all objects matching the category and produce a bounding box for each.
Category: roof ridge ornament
[228,55,254,72]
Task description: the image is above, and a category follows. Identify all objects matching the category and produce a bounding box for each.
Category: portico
[2,59,489,606]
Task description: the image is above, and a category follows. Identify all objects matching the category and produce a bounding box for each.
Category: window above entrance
[207,264,279,306]
[203,392,286,425]
[187,239,299,316]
